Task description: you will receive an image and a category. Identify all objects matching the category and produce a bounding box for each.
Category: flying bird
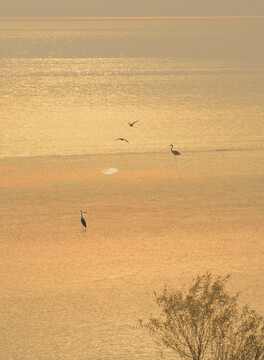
[80,210,87,231]
[128,121,139,127]
[116,138,129,143]
[170,144,181,156]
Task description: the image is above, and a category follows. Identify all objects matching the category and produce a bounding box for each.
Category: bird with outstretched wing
[128,121,139,127]
[116,138,129,143]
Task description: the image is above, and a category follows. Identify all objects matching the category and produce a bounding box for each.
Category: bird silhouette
[128,121,139,127]
[116,138,129,143]
[80,210,87,231]
[170,144,181,156]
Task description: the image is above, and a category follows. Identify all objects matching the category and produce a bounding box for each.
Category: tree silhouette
[140,273,264,360]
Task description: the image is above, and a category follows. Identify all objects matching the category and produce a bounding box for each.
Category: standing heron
[80,210,87,231]
[170,144,181,156]
[127,121,139,127]
[116,138,129,143]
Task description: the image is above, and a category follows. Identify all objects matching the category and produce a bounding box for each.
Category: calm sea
[0,18,264,360]
[0,18,264,157]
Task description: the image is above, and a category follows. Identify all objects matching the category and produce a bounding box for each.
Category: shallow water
[1,151,263,359]
[0,18,264,360]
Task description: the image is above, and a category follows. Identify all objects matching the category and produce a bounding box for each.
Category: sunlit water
[0,18,264,359]
[1,18,264,158]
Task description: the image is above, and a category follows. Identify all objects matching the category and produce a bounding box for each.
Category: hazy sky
[0,0,264,17]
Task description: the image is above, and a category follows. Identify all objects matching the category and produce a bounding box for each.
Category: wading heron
[80,210,87,231]
[170,144,181,156]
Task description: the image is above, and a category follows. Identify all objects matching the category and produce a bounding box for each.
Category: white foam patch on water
[101,167,118,175]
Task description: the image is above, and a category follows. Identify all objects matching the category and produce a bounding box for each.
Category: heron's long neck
[170,145,173,152]
[81,211,82,217]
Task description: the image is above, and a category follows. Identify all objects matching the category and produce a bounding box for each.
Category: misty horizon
[0,0,264,17]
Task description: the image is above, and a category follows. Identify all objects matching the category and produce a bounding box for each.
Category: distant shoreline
[1,16,264,21]
[1,147,263,162]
